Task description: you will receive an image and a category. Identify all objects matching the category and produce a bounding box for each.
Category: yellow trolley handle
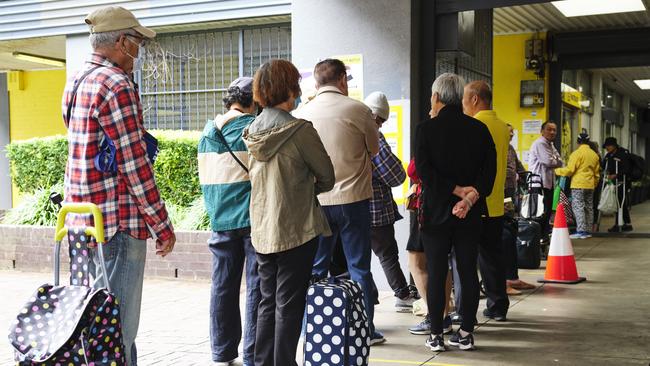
[53,203,110,291]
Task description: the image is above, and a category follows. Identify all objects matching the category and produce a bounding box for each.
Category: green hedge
[6,135,68,193]
[5,130,202,207]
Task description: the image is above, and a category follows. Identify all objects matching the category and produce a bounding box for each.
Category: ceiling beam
[560,52,650,70]
[551,27,650,56]
[436,0,554,14]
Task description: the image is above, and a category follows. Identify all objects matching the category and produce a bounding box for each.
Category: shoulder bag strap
[65,66,102,126]
[214,127,249,174]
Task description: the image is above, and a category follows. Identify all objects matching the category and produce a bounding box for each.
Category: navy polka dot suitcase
[303,277,370,366]
[7,203,126,365]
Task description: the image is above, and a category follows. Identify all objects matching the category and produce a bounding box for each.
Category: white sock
[459,329,470,337]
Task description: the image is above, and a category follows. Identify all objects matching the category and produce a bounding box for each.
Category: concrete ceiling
[0,36,65,71]
[494,1,650,106]
[493,0,650,34]
[597,67,650,107]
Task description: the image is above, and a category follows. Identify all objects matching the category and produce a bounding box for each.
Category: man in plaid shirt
[364,92,419,312]
[62,7,175,365]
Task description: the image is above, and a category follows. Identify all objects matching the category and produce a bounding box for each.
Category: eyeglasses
[125,34,147,48]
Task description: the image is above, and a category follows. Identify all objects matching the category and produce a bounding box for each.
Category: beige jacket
[294,86,380,206]
[243,108,335,254]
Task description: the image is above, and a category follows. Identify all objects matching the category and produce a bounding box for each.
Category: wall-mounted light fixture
[12,52,66,68]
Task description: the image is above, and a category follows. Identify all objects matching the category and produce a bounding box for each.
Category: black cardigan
[415,104,497,226]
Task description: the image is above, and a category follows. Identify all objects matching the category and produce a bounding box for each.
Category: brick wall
[0,225,212,281]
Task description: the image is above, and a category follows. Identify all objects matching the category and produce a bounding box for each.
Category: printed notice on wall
[383,99,410,204]
[522,119,543,134]
[331,54,364,101]
[510,129,519,151]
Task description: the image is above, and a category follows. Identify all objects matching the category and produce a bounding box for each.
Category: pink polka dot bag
[7,204,126,365]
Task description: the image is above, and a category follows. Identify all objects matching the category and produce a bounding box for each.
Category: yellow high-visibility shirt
[474,110,509,217]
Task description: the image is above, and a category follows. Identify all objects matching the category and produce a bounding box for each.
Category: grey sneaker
[425,334,446,352]
[409,315,431,335]
[395,294,417,312]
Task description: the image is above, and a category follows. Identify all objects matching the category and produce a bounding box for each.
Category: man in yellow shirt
[555,132,600,239]
[462,81,510,321]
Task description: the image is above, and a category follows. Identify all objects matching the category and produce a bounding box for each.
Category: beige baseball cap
[85,6,156,39]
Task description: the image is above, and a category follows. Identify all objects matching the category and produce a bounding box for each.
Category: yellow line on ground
[369,358,465,366]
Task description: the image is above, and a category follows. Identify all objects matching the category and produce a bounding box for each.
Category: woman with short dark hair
[243,59,335,366]
[198,76,260,366]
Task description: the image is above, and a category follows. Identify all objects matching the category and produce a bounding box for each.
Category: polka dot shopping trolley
[8,203,126,365]
[304,277,370,366]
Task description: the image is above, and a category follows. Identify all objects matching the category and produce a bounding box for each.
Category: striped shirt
[62,53,173,242]
[370,133,406,227]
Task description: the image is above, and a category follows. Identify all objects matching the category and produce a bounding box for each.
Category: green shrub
[4,130,202,207]
[175,196,210,231]
[2,183,64,226]
[151,130,202,207]
[5,135,68,194]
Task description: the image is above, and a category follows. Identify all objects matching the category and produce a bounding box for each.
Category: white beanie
[364,92,390,120]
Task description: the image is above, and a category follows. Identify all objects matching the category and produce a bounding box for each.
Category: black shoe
[450,312,463,324]
[608,225,622,233]
[448,330,475,350]
[425,334,446,352]
[622,224,633,232]
[408,284,421,299]
[483,308,507,321]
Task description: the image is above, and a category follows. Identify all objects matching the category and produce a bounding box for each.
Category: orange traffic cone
[538,203,586,284]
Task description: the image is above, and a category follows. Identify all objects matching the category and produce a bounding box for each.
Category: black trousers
[371,225,409,297]
[422,214,480,334]
[503,217,519,281]
[542,188,554,235]
[254,238,318,366]
[478,216,510,315]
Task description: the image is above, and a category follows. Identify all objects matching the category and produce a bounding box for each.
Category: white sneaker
[569,233,583,239]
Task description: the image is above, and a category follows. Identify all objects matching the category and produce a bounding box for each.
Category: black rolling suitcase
[517,219,542,269]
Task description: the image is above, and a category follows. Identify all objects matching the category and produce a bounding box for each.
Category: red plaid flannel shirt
[62,53,173,242]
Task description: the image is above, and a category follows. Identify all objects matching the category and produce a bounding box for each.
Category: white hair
[431,73,465,106]
[89,29,138,50]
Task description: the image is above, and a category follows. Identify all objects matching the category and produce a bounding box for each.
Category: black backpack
[628,153,645,181]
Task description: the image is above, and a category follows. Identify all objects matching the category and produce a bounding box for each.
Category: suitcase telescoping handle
[53,203,111,292]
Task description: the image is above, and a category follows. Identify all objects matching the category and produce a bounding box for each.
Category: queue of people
[62,7,636,366]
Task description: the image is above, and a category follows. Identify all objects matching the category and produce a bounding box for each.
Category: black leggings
[421,214,481,334]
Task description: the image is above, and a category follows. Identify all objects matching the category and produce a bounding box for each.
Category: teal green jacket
[198,111,254,232]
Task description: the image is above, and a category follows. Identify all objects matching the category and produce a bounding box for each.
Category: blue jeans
[208,228,260,365]
[312,200,376,333]
[91,231,146,366]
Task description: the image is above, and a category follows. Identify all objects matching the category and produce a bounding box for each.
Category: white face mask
[123,36,145,71]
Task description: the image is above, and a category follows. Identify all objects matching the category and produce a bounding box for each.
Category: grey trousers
[572,189,594,233]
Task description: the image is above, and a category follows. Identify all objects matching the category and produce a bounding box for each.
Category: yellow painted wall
[493,33,549,167]
[7,69,67,206]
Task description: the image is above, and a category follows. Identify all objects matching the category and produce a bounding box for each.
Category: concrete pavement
[2,232,649,365]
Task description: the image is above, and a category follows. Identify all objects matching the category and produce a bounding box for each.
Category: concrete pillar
[291,0,412,291]
[591,72,603,147]
[0,73,10,209]
[622,95,630,150]
[291,0,411,100]
[65,34,92,77]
